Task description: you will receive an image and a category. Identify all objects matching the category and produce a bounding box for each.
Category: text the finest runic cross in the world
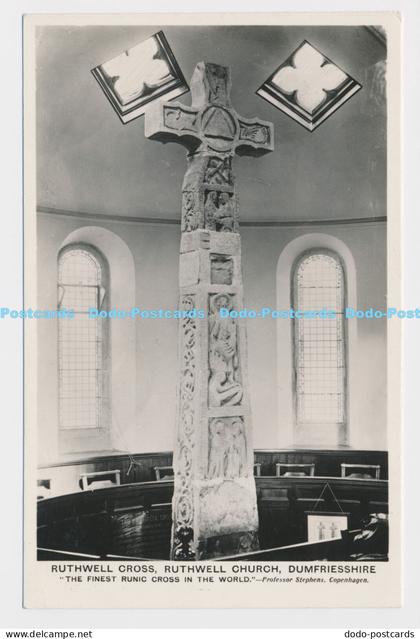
[145,62,274,560]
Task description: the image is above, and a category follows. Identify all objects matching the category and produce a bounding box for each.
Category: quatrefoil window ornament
[92,31,188,124]
[257,41,362,131]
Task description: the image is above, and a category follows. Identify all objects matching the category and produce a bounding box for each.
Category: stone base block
[197,530,259,560]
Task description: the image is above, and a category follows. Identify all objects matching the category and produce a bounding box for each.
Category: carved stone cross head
[145,61,274,158]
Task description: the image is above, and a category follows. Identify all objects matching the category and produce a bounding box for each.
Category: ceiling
[36,24,386,223]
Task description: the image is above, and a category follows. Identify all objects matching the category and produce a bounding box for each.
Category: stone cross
[145,62,273,560]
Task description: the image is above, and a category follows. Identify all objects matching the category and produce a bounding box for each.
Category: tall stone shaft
[145,62,274,559]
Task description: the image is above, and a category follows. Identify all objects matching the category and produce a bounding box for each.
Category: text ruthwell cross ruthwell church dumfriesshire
[145,61,274,560]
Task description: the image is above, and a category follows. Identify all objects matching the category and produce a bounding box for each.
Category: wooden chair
[80,470,121,491]
[341,464,380,480]
[153,466,174,481]
[276,463,315,478]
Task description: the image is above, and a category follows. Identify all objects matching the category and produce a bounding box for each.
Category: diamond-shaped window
[92,31,188,124]
[257,40,362,131]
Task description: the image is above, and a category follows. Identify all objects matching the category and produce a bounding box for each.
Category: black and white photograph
[23,13,401,609]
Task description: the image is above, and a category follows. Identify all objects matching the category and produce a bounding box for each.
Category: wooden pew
[37,480,173,560]
[37,476,388,560]
[255,476,388,549]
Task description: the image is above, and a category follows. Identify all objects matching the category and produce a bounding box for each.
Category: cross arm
[145,101,202,152]
[235,115,274,157]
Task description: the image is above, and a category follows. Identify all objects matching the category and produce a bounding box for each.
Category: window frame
[57,242,111,453]
[291,248,348,447]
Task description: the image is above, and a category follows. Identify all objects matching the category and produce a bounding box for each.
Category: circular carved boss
[200,106,238,153]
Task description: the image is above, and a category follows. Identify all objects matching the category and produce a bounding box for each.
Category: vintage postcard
[23,12,401,608]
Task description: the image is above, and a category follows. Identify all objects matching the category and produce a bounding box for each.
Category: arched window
[57,245,110,442]
[292,250,347,446]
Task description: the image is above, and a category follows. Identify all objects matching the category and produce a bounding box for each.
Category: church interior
[35,24,389,561]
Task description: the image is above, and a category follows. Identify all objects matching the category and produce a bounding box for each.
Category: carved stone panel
[204,156,233,186]
[205,63,229,104]
[198,480,258,538]
[238,120,271,145]
[207,417,248,480]
[208,293,242,407]
[197,530,259,560]
[210,254,233,285]
[172,294,197,560]
[179,251,200,287]
[204,190,236,232]
[191,62,231,108]
[201,107,237,152]
[164,105,198,132]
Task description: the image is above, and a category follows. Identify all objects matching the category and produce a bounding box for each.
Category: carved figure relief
[181,191,200,232]
[205,63,229,104]
[164,106,198,132]
[210,254,233,285]
[207,419,227,480]
[172,294,197,560]
[208,293,242,407]
[204,156,233,186]
[226,417,247,479]
[209,370,243,407]
[205,191,235,233]
[207,417,247,480]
